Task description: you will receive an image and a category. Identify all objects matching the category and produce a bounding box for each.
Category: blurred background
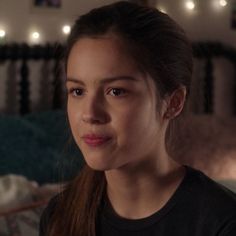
[0,0,234,44]
[0,0,235,234]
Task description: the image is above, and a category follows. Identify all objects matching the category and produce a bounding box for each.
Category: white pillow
[216,179,236,193]
[0,174,38,212]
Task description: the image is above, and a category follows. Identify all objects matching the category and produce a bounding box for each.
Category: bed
[0,110,84,235]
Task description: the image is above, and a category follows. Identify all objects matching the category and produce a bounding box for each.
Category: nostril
[82,115,101,124]
[82,112,110,124]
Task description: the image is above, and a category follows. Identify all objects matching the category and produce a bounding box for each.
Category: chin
[84,155,115,171]
[86,161,114,171]
[81,144,125,171]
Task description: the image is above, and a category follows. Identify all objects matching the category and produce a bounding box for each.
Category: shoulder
[175,166,236,235]
[185,166,236,205]
[183,166,236,230]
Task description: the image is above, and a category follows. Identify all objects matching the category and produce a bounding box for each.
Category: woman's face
[66,35,168,171]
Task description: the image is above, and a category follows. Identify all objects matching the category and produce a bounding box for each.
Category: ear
[163,86,187,120]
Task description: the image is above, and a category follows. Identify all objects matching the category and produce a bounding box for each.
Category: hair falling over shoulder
[47,165,106,236]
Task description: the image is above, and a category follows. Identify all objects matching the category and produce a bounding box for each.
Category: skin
[66,34,187,219]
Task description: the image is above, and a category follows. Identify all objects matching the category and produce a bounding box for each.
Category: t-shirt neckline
[102,165,195,231]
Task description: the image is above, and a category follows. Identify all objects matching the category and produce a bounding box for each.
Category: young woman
[40,1,236,235]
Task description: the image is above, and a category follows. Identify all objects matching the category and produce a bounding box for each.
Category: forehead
[66,35,158,96]
[67,35,141,79]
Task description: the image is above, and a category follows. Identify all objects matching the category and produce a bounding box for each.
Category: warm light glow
[32,32,40,39]
[185,1,195,10]
[159,7,167,14]
[212,0,228,11]
[156,4,167,14]
[62,25,71,35]
[30,31,41,44]
[0,29,6,38]
[219,0,227,7]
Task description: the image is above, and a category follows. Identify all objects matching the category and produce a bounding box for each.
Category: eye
[68,88,84,97]
[108,88,127,97]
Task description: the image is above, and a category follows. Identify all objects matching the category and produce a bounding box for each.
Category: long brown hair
[47,1,193,235]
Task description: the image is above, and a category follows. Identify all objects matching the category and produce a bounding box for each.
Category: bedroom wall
[155,0,236,47]
[0,0,117,44]
[0,0,235,46]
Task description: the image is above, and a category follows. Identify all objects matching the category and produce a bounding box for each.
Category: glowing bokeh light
[185,1,195,10]
[0,30,6,38]
[62,25,71,35]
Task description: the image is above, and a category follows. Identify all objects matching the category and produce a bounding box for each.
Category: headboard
[0,42,236,116]
[0,43,65,115]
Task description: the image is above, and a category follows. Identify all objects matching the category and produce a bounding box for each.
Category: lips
[82,134,112,147]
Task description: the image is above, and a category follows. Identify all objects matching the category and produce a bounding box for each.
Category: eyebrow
[66,76,140,85]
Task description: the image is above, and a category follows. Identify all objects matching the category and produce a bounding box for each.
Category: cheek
[115,99,157,145]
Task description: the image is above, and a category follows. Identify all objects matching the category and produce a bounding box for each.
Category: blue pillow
[0,110,84,184]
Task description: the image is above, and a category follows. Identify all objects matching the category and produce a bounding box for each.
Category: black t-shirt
[39,166,236,235]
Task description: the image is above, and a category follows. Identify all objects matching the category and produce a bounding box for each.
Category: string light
[0,29,6,38]
[2,1,230,43]
[32,32,40,39]
[185,0,195,10]
[30,31,41,44]
[62,25,71,35]
[219,0,227,7]
[212,0,228,11]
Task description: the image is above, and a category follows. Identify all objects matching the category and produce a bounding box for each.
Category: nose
[81,94,109,124]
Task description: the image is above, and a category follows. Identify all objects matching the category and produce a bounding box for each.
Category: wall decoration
[34,0,61,8]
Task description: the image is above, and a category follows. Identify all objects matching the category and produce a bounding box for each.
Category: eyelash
[68,88,128,97]
[68,88,83,97]
[108,88,127,97]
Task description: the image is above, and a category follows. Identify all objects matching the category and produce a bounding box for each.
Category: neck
[104,157,186,219]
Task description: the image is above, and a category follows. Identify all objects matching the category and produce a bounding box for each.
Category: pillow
[0,202,46,236]
[0,174,61,215]
[216,179,236,193]
[171,114,236,179]
[0,110,84,184]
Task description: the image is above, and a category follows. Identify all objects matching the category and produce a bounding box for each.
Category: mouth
[82,134,112,147]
